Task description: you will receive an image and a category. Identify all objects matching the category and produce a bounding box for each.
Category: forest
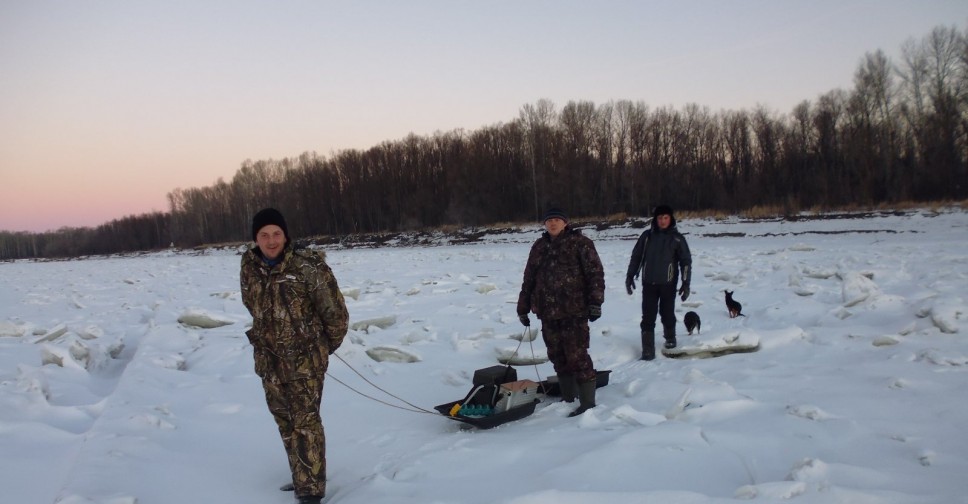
[2,25,966,260]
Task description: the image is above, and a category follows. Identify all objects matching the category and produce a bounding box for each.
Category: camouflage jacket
[241,244,349,382]
[517,226,605,321]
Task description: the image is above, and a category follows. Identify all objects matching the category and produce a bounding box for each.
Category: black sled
[434,366,611,429]
[537,370,611,396]
[434,365,540,429]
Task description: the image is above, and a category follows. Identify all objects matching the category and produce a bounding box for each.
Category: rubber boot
[557,373,578,403]
[568,379,597,417]
[641,331,655,361]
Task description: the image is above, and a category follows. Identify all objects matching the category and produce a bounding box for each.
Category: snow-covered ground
[1,209,966,504]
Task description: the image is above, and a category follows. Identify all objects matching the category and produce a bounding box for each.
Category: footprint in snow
[786,404,833,421]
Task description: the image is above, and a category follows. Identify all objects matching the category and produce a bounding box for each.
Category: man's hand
[678,283,690,302]
[518,313,530,327]
[588,305,601,322]
[625,276,635,296]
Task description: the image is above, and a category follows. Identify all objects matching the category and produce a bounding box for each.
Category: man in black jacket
[625,205,692,360]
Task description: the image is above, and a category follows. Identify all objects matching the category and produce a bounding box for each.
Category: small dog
[725,290,745,318]
[683,311,701,335]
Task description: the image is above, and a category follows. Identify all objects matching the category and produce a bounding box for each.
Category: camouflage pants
[261,375,326,498]
[540,317,596,383]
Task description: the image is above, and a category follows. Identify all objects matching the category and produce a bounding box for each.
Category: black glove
[678,283,690,302]
[625,276,635,295]
[588,305,601,322]
[518,313,530,327]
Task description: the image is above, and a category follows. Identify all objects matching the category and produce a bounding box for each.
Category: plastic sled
[434,398,539,429]
[538,370,611,396]
[434,366,542,429]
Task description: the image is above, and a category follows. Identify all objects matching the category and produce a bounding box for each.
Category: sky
[1,208,966,503]
[2,1,967,233]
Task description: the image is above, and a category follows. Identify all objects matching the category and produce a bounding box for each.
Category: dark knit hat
[542,207,568,223]
[251,208,289,242]
[652,205,674,217]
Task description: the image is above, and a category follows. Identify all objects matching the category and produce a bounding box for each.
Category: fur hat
[251,208,289,242]
[542,207,568,223]
[652,205,674,217]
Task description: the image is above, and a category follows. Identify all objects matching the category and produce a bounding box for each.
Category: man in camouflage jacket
[517,208,605,417]
[240,208,349,504]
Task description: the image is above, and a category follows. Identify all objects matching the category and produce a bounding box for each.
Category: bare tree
[519,99,558,218]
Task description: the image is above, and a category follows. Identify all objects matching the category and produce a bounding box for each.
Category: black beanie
[653,205,674,218]
[251,208,289,242]
[542,207,568,223]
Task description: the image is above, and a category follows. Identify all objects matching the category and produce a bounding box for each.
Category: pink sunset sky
[2,0,967,233]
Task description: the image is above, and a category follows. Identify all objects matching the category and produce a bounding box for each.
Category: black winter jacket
[625,215,692,287]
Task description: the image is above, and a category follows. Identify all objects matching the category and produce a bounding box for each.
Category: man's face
[544,217,566,237]
[256,224,286,260]
[656,214,672,230]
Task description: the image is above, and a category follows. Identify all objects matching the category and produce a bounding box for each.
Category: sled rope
[521,326,548,393]
[501,326,547,392]
[327,353,438,415]
[327,326,548,416]
[279,293,433,414]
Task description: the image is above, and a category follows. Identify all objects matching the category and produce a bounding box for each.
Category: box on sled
[434,365,541,429]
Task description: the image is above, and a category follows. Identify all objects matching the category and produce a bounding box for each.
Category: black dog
[725,290,745,318]
[684,311,701,335]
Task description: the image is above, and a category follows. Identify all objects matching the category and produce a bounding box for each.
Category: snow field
[1,210,966,503]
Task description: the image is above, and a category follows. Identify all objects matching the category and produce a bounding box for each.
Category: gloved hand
[678,283,690,302]
[588,305,601,322]
[625,276,635,295]
[518,313,530,327]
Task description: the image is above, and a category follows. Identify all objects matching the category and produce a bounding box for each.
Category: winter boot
[557,373,578,403]
[640,331,655,361]
[663,329,677,349]
[297,496,322,504]
[568,379,597,417]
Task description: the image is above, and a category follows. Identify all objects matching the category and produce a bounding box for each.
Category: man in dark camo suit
[517,208,605,417]
[240,208,349,504]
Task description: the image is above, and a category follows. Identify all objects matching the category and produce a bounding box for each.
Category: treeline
[2,25,966,260]
[0,212,170,260]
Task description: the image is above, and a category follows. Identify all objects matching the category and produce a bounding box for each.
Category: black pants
[640,282,677,339]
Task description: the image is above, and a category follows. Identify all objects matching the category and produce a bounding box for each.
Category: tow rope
[326,327,546,415]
